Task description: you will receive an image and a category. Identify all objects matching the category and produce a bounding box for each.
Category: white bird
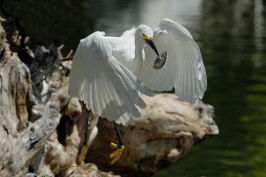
[68,18,207,164]
[68,18,207,126]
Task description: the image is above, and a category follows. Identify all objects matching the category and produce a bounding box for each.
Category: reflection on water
[95,0,203,37]
[1,0,266,176]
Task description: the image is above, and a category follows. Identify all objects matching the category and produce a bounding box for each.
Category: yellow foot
[78,145,88,164]
[109,143,124,165]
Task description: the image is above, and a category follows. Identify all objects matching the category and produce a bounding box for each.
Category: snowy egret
[68,19,207,164]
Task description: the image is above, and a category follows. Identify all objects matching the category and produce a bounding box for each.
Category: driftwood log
[86,94,218,177]
[0,20,219,177]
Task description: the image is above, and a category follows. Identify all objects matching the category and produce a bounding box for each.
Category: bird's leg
[109,121,124,164]
[77,109,99,164]
[78,109,89,164]
[78,144,88,164]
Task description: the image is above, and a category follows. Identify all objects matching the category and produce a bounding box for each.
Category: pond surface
[153,1,266,177]
[1,0,266,176]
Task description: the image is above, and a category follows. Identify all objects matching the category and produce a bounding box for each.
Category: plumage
[68,31,153,125]
[136,19,207,102]
[68,18,207,125]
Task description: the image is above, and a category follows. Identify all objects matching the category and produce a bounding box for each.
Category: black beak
[146,39,159,56]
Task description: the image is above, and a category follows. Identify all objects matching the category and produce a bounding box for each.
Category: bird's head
[137,25,160,57]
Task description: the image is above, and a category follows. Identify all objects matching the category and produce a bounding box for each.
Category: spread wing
[68,32,153,125]
[136,19,207,102]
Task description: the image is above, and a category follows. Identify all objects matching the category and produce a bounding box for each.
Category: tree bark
[0,21,62,176]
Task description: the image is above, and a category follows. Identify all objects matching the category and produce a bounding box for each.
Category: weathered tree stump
[0,20,218,177]
[0,21,62,176]
[86,94,218,177]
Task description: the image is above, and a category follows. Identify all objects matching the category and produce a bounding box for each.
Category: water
[154,1,266,177]
[1,0,266,176]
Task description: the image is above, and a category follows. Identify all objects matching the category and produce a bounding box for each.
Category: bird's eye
[142,33,151,40]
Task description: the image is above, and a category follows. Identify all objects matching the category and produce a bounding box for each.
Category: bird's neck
[133,36,145,74]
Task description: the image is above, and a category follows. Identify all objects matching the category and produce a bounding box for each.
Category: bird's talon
[78,145,88,164]
[110,142,119,149]
[109,144,124,164]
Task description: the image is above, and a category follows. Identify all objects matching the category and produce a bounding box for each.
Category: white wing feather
[68,32,153,125]
[136,19,207,102]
